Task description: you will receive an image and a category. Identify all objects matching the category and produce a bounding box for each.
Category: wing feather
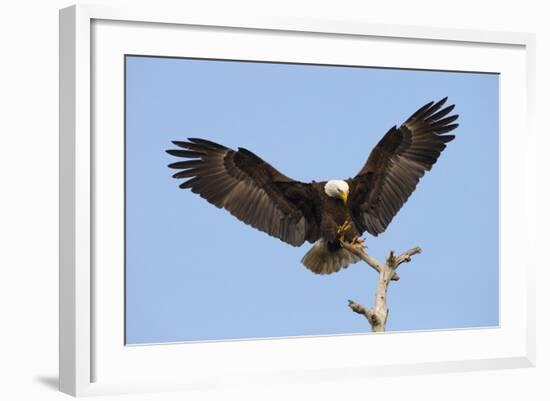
[167,138,320,246]
[349,98,459,236]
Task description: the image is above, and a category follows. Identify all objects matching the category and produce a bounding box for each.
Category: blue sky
[125,56,499,344]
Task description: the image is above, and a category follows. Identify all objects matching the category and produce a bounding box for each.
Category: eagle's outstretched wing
[167,138,320,246]
[348,98,459,236]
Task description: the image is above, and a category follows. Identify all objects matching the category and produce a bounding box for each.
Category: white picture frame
[59,4,536,397]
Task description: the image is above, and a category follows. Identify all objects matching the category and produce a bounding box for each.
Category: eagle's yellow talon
[350,235,367,249]
[337,219,352,241]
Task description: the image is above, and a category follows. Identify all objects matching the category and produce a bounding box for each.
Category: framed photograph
[59,4,536,397]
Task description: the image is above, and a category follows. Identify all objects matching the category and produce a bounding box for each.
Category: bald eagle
[167,98,458,275]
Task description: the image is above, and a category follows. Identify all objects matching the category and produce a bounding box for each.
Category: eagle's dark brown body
[167,98,459,274]
[314,184,358,243]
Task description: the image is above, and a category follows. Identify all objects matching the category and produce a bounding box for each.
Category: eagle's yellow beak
[341,190,348,205]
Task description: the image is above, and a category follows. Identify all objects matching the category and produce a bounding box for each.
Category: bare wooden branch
[392,247,422,269]
[340,242,400,281]
[348,300,377,326]
[347,245,422,332]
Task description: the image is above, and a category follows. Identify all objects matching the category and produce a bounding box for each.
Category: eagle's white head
[324,180,349,203]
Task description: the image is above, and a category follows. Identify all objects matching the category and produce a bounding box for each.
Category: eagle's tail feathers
[301,239,360,275]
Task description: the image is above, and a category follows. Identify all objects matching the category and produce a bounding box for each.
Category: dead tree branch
[344,245,422,332]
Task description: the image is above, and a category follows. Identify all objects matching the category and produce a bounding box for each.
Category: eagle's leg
[336,219,352,241]
[336,219,366,249]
